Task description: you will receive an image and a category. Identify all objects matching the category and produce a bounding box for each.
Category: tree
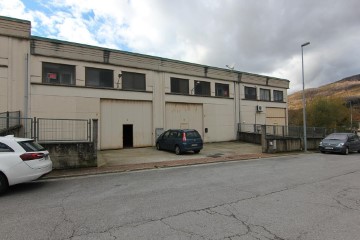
[306,97,350,128]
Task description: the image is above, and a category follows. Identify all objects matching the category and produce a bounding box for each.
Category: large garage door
[100,99,152,150]
[266,107,286,126]
[165,103,203,137]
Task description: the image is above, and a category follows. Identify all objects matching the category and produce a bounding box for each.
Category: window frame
[273,90,284,102]
[121,71,146,91]
[85,67,114,88]
[260,88,271,101]
[42,62,76,85]
[194,80,211,96]
[170,77,189,95]
[244,86,257,100]
[215,83,229,97]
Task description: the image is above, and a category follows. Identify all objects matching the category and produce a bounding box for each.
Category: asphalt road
[1,152,360,240]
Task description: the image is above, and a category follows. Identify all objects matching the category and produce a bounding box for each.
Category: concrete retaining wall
[238,132,261,144]
[263,137,323,153]
[41,142,97,169]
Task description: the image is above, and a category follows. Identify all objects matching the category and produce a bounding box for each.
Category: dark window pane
[260,89,271,101]
[122,71,146,91]
[171,77,189,94]
[274,90,284,102]
[215,83,229,97]
[245,87,257,100]
[85,67,113,87]
[43,62,75,85]
[0,142,14,152]
[194,81,210,96]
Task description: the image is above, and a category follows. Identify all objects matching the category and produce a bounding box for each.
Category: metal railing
[35,118,91,142]
[1,112,92,142]
[239,123,343,138]
[0,111,21,132]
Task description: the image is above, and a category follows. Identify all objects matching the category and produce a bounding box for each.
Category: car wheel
[156,142,161,150]
[0,173,9,195]
[175,145,181,155]
[343,147,349,155]
[194,150,200,154]
[320,151,325,154]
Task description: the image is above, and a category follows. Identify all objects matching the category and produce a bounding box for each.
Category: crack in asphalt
[333,187,360,211]
[49,190,77,240]
[54,169,360,239]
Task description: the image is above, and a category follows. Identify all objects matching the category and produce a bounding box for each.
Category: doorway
[123,124,133,148]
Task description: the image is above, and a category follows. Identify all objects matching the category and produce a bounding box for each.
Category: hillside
[288,74,360,110]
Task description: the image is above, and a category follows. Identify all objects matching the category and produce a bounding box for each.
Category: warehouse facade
[0,16,289,150]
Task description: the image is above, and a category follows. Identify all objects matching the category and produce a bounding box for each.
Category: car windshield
[325,134,347,140]
[18,140,46,152]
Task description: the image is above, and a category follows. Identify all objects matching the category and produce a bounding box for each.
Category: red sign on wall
[47,73,57,79]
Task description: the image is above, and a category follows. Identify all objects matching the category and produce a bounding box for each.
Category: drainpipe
[24,53,29,119]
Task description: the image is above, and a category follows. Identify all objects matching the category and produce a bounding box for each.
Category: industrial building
[0,16,289,150]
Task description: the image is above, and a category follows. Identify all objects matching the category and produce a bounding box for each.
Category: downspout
[238,73,242,134]
[24,53,29,118]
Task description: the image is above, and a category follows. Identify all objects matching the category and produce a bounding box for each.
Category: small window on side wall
[260,88,271,101]
[244,86,257,100]
[43,62,75,85]
[122,71,146,91]
[215,83,229,97]
[171,77,189,94]
[85,67,113,88]
[274,90,284,102]
[194,81,210,96]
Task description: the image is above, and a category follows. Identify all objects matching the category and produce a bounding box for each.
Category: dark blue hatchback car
[156,129,203,155]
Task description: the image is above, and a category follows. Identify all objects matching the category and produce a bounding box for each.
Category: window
[215,83,229,97]
[171,77,189,94]
[260,89,271,101]
[194,81,210,96]
[85,67,113,88]
[122,71,146,91]
[43,62,75,85]
[0,142,13,152]
[244,86,257,100]
[274,90,284,102]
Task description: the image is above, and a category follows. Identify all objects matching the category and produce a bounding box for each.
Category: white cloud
[1,0,359,93]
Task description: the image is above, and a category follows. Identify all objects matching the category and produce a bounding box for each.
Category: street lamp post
[301,42,310,152]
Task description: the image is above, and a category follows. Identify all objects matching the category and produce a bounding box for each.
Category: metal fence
[239,123,342,138]
[0,111,20,131]
[0,111,33,138]
[35,118,91,142]
[1,112,92,142]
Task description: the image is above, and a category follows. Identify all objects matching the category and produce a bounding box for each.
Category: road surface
[1,152,360,239]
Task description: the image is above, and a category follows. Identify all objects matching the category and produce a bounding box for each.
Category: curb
[42,153,278,179]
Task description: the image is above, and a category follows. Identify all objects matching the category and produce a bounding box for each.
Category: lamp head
[301,42,310,47]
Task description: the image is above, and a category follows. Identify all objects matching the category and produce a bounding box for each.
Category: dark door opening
[123,124,133,148]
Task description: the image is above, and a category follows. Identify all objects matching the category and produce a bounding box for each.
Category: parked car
[319,132,360,155]
[156,129,203,155]
[0,135,52,194]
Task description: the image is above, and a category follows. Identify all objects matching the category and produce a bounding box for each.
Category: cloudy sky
[1,0,359,93]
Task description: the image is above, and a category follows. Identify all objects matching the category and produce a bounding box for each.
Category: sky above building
[1,0,359,93]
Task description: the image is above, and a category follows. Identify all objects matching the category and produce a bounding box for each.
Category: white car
[0,135,52,194]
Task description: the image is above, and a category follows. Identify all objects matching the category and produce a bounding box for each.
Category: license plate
[192,144,198,147]
[325,147,333,150]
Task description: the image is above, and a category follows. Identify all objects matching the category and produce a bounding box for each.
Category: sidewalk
[43,141,292,179]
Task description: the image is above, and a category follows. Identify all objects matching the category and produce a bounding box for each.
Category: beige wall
[1,16,290,150]
[0,35,30,114]
[165,102,203,135]
[100,99,152,149]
